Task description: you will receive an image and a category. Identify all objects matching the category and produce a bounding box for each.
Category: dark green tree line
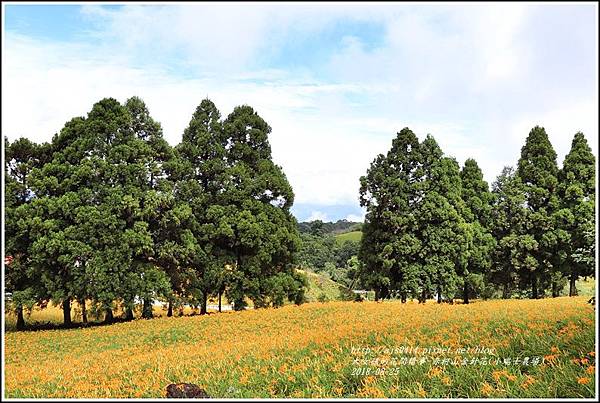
[4,97,306,328]
[358,125,595,302]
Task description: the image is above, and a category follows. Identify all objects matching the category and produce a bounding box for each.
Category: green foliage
[4,96,306,328]
[359,128,423,300]
[295,230,360,288]
[217,105,302,309]
[297,233,337,270]
[556,132,596,295]
[358,129,471,302]
[489,166,528,297]
[358,125,595,302]
[516,126,560,298]
[5,97,596,332]
[298,269,350,302]
[297,219,362,235]
[317,293,330,303]
[4,137,52,329]
[459,158,496,303]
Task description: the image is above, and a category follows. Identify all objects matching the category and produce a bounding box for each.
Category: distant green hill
[296,268,351,302]
[297,220,362,235]
[334,231,362,244]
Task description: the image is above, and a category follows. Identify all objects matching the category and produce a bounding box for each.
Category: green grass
[297,268,350,302]
[335,231,362,244]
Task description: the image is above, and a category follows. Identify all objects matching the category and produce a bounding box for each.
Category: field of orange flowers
[3,297,596,398]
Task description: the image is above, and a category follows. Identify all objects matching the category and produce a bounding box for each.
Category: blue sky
[3,3,598,222]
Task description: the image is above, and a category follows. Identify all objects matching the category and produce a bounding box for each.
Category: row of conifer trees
[358,126,595,303]
[5,97,306,330]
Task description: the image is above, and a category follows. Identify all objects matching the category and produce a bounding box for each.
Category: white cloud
[3,3,597,214]
[77,3,393,73]
[346,213,364,222]
[1,33,382,205]
[508,98,599,167]
[306,211,329,222]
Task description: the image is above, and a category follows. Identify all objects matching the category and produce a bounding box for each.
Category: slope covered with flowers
[4,297,595,398]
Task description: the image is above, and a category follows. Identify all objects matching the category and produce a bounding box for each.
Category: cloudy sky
[2,2,598,222]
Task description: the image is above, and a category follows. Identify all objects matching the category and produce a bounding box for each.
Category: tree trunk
[125,306,134,321]
[104,308,114,323]
[502,283,510,299]
[142,299,153,319]
[551,280,560,298]
[437,285,442,304]
[569,274,578,297]
[463,281,469,304]
[16,305,25,330]
[531,275,539,299]
[401,293,407,303]
[200,292,208,315]
[80,299,88,324]
[63,297,72,327]
[382,288,389,300]
[167,301,173,317]
[218,291,222,313]
[374,288,380,302]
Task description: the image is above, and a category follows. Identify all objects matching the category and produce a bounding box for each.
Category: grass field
[4,296,596,398]
[334,230,362,244]
[299,268,350,302]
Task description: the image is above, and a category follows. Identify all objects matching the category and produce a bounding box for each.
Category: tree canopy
[4,97,306,328]
[357,125,595,303]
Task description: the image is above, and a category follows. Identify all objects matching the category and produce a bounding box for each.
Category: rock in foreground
[166,383,210,398]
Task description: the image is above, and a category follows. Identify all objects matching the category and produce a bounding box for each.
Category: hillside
[297,268,351,302]
[334,230,362,244]
[5,297,595,398]
[297,220,362,235]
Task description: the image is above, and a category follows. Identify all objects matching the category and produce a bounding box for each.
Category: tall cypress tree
[5,137,52,329]
[26,98,172,325]
[175,99,228,314]
[83,98,167,322]
[359,128,422,301]
[222,105,303,309]
[415,136,466,303]
[359,131,467,303]
[359,153,394,301]
[489,167,533,298]
[516,126,559,298]
[27,115,94,326]
[385,129,423,302]
[556,132,596,296]
[459,158,495,303]
[122,96,175,319]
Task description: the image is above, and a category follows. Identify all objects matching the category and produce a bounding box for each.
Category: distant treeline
[358,127,596,303]
[294,220,363,289]
[297,219,362,235]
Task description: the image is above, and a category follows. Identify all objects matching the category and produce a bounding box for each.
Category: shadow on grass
[5,310,227,333]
